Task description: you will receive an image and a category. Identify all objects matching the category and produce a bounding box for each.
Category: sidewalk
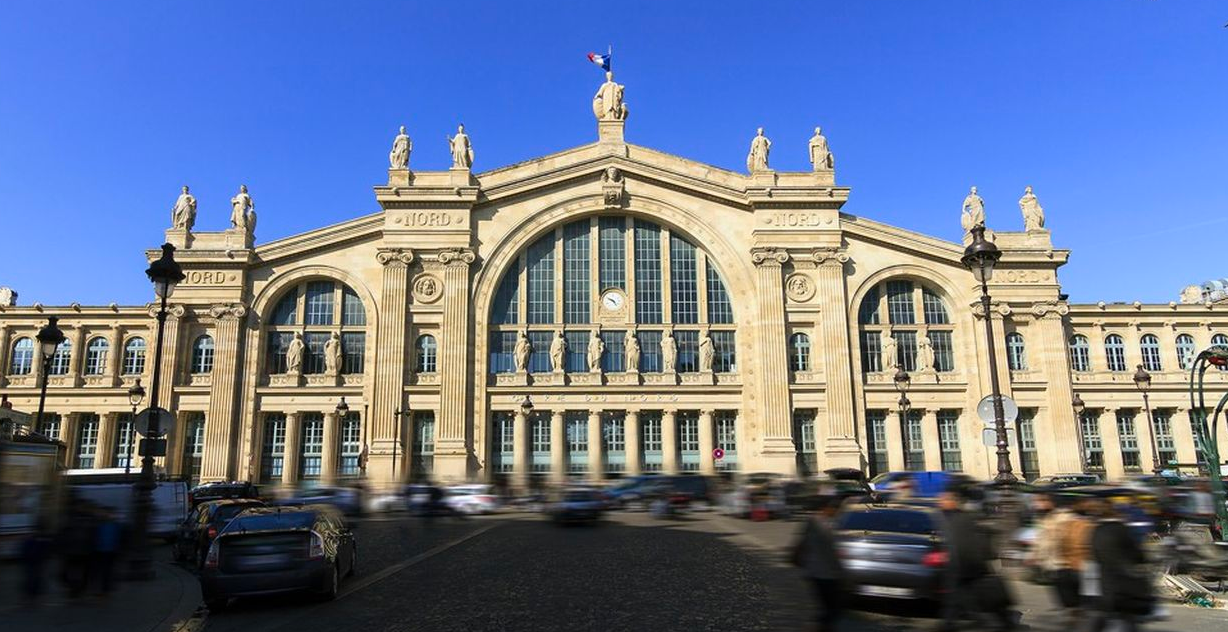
[0,556,202,632]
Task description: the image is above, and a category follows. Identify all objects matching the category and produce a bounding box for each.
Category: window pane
[634,221,662,324]
[930,331,955,372]
[85,337,108,375]
[1081,413,1104,470]
[790,333,811,372]
[564,330,589,373]
[641,411,663,472]
[938,411,962,472]
[860,331,881,373]
[339,414,362,477]
[489,331,516,374]
[49,340,71,375]
[416,335,438,373]
[638,331,661,373]
[905,411,924,471]
[1007,333,1027,371]
[492,264,520,325]
[492,412,514,473]
[894,331,917,372]
[1176,334,1196,370]
[566,412,588,473]
[526,234,555,324]
[272,291,298,326]
[669,236,698,324]
[603,411,626,473]
[1069,335,1091,372]
[342,333,365,374]
[706,265,734,324]
[76,414,100,469]
[305,281,335,326]
[678,411,699,472]
[676,330,699,373]
[715,411,738,471]
[922,289,950,325]
[267,332,293,375]
[712,331,736,372]
[123,338,146,375]
[866,411,889,476]
[528,331,552,373]
[598,217,626,292]
[1105,335,1127,372]
[300,414,324,479]
[562,220,591,324]
[858,287,881,325]
[261,415,287,483]
[794,409,818,476]
[886,281,915,325]
[1116,411,1141,471]
[1140,334,1162,372]
[304,333,329,374]
[342,286,366,326]
[192,336,214,374]
[601,330,625,373]
[412,411,436,480]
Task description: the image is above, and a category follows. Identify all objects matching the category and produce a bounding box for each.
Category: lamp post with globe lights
[125,378,145,477]
[1133,365,1162,474]
[892,367,913,470]
[1072,393,1087,472]
[34,316,66,431]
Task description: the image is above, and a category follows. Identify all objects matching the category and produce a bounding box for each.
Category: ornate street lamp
[1072,393,1087,472]
[962,225,1017,484]
[893,367,913,471]
[130,243,184,580]
[1133,365,1162,474]
[519,394,535,417]
[125,378,146,477]
[336,396,350,417]
[34,316,66,432]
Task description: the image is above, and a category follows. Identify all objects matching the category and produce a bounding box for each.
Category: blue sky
[1,1,1225,306]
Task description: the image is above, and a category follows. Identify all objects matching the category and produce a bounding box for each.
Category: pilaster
[1032,304,1082,473]
[321,411,340,485]
[812,248,860,466]
[1170,408,1197,468]
[283,412,302,487]
[1098,408,1125,480]
[550,410,566,483]
[105,326,123,386]
[749,248,795,471]
[885,411,906,472]
[0,325,9,387]
[150,304,185,409]
[661,409,679,474]
[624,410,641,476]
[920,409,942,471]
[433,248,477,482]
[96,412,118,469]
[698,409,716,475]
[513,409,529,491]
[369,248,412,488]
[587,409,603,480]
[67,325,86,387]
[201,303,246,482]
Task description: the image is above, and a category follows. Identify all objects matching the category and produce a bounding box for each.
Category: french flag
[587,51,611,72]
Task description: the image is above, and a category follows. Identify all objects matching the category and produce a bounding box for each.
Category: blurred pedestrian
[791,495,846,632]
[937,484,1016,632]
[59,502,97,598]
[1037,494,1086,624]
[19,523,53,604]
[1084,498,1154,632]
[91,508,124,595]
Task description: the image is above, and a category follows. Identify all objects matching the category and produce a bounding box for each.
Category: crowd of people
[19,500,127,605]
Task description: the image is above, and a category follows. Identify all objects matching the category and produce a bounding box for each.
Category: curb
[169,606,209,632]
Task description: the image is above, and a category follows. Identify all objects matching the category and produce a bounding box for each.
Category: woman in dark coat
[1085,499,1153,632]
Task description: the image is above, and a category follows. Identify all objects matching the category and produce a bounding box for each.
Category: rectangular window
[341,332,365,374]
[526,235,555,324]
[304,333,329,374]
[794,409,817,476]
[114,415,136,470]
[412,411,435,480]
[678,410,699,472]
[492,412,514,474]
[922,289,949,325]
[669,236,698,324]
[273,291,298,326]
[76,414,100,469]
[261,414,287,483]
[564,330,589,373]
[866,411,889,476]
[341,286,365,326]
[706,266,734,324]
[598,217,626,291]
[305,282,335,326]
[634,221,662,324]
[493,263,520,325]
[638,331,661,373]
[563,220,591,324]
[859,287,881,324]
[85,344,107,375]
[1152,411,1176,469]
[528,331,553,373]
[711,331,736,372]
[531,413,551,473]
[182,413,206,484]
[676,330,699,373]
[566,412,588,473]
[123,343,146,375]
[905,411,924,471]
[1081,412,1104,471]
[895,331,918,372]
[601,330,625,373]
[300,413,324,480]
[1117,411,1141,471]
[488,331,517,374]
[266,332,293,375]
[1018,412,1040,481]
[339,414,362,477]
[886,281,916,325]
[715,411,738,471]
[36,413,61,442]
[602,411,626,474]
[937,410,962,472]
[930,331,955,372]
[641,411,663,472]
[860,331,882,373]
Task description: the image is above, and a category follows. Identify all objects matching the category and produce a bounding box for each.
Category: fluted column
[698,409,716,475]
[749,249,794,472]
[550,410,566,483]
[920,409,942,470]
[283,412,302,487]
[67,326,85,386]
[201,304,246,482]
[434,248,477,481]
[0,325,10,387]
[811,248,860,467]
[885,410,906,471]
[1170,408,1197,468]
[150,305,185,410]
[1032,304,1082,473]
[321,411,340,485]
[96,412,118,469]
[105,326,123,386]
[513,409,529,490]
[624,410,641,476]
[587,409,603,480]
[1099,408,1125,480]
[662,409,679,474]
[371,249,413,487]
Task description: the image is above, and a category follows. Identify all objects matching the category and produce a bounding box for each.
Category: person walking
[1084,499,1154,632]
[791,496,847,632]
[91,508,124,596]
[1039,494,1088,624]
[937,484,1016,632]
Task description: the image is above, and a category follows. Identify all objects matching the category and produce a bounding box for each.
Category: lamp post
[1133,365,1162,474]
[1072,393,1087,472]
[129,243,184,580]
[893,367,912,471]
[34,316,66,432]
[125,378,146,478]
[392,406,408,484]
[519,394,535,417]
[961,225,1017,484]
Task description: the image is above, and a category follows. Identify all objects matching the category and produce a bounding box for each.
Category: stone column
[587,409,603,480]
[551,410,566,483]
[201,305,246,482]
[812,249,860,467]
[698,409,716,475]
[151,305,185,411]
[920,409,942,471]
[749,248,796,473]
[885,410,906,471]
[321,411,340,485]
[370,249,413,487]
[434,248,477,481]
[1098,408,1125,480]
[1031,305,1082,473]
[95,412,118,469]
[624,410,641,476]
[1170,408,1197,469]
[60,413,78,467]
[513,409,529,491]
[0,325,10,387]
[67,326,86,387]
[1135,405,1158,473]
[283,412,302,487]
[661,409,679,474]
[105,327,123,386]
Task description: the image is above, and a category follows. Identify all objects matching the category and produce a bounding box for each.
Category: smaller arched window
[790,333,811,372]
[1069,335,1091,372]
[1006,333,1027,371]
[1213,334,1228,371]
[1105,335,1127,372]
[1176,334,1196,370]
[10,337,34,375]
[84,337,109,375]
[416,335,438,373]
[49,340,72,375]
[1140,334,1162,372]
[123,338,147,375]
[191,335,215,374]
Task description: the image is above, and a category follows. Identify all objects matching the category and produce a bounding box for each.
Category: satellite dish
[977,395,1018,426]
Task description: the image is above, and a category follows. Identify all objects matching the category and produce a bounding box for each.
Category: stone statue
[698,331,714,372]
[1018,185,1045,231]
[592,71,628,121]
[587,330,605,372]
[513,331,531,372]
[285,332,305,374]
[917,333,934,372]
[1180,285,1204,305]
[171,185,197,231]
[230,185,255,233]
[960,186,985,234]
[447,124,474,169]
[746,127,771,173]
[625,331,640,372]
[549,330,566,372]
[389,125,412,170]
[0,286,16,307]
[602,166,622,183]
[324,332,342,374]
[882,333,898,371]
[661,330,677,373]
[808,127,834,171]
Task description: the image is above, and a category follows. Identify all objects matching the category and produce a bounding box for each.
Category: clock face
[601,290,624,311]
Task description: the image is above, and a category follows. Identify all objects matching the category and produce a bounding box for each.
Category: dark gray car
[834,503,949,603]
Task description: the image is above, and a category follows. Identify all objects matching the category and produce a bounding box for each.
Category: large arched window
[416,335,438,373]
[84,337,109,375]
[191,335,214,374]
[1006,333,1027,371]
[1069,335,1091,372]
[857,280,955,373]
[789,333,811,372]
[1213,334,1228,371]
[1176,334,1196,370]
[49,340,72,375]
[488,216,736,374]
[9,337,34,375]
[123,338,147,375]
[265,280,367,375]
[1139,334,1162,372]
[1104,334,1127,372]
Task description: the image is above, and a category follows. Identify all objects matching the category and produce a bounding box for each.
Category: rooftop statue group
[744,126,835,173]
[169,184,256,239]
[960,185,1047,237]
[386,123,472,171]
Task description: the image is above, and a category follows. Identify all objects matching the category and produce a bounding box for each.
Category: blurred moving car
[1029,473,1102,490]
[278,486,364,516]
[201,505,357,610]
[173,498,265,568]
[546,487,606,524]
[403,484,435,514]
[189,481,260,507]
[444,484,499,515]
[65,468,188,541]
[834,503,949,603]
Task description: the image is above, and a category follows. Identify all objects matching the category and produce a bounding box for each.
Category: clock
[600,290,625,311]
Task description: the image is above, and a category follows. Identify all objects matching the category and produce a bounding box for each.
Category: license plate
[858,585,913,598]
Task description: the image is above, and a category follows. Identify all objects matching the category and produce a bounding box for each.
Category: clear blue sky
[1,1,1225,306]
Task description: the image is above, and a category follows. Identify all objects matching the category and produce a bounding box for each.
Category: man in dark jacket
[1085,498,1153,632]
[791,495,846,632]
[938,484,1016,631]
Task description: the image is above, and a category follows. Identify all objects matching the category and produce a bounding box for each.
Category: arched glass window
[1105,334,1127,372]
[857,280,955,373]
[264,280,367,376]
[48,340,72,375]
[1006,333,1027,371]
[1139,334,1162,372]
[1213,334,1228,371]
[416,335,438,373]
[487,216,735,375]
[9,337,34,375]
[191,335,215,374]
[1069,335,1091,372]
[1176,334,1196,370]
[123,338,147,375]
[84,337,109,375]
[789,333,811,372]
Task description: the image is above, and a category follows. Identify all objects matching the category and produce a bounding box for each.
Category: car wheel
[318,563,340,601]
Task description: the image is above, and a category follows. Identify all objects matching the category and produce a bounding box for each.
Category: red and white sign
[713,448,725,460]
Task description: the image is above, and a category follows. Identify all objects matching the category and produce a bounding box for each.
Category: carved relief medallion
[785,273,815,302]
[413,274,443,303]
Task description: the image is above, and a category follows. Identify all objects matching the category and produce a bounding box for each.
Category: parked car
[189,481,260,507]
[546,487,606,524]
[604,475,663,508]
[200,505,357,610]
[444,484,499,515]
[173,498,265,568]
[277,486,364,516]
[1030,473,1102,490]
[65,468,188,541]
[834,503,949,603]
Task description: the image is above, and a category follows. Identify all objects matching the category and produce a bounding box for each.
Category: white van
[64,469,189,540]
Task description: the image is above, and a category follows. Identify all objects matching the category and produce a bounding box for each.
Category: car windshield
[214,503,256,522]
[837,510,936,535]
[225,509,317,533]
[564,490,600,502]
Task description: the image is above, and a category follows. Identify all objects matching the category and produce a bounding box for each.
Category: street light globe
[519,394,534,416]
[128,378,146,408]
[1133,365,1152,393]
[1072,393,1086,416]
[961,225,1001,284]
[35,316,66,358]
[336,396,350,416]
[146,243,186,299]
[892,366,911,394]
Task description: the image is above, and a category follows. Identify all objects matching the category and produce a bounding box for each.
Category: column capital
[699,409,715,417]
[285,411,302,421]
[587,408,603,417]
[750,247,789,267]
[148,303,188,320]
[436,247,477,266]
[971,300,1013,319]
[810,247,850,266]
[376,248,415,267]
[1030,301,1070,320]
[207,303,248,320]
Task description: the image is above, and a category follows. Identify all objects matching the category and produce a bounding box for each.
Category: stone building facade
[2,102,1226,490]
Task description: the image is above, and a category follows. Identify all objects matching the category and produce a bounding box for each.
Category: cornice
[253,212,384,264]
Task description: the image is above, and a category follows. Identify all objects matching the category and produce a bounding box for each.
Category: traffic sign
[139,437,168,457]
[713,448,725,460]
[135,407,174,437]
[976,395,1018,426]
[981,428,1017,448]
